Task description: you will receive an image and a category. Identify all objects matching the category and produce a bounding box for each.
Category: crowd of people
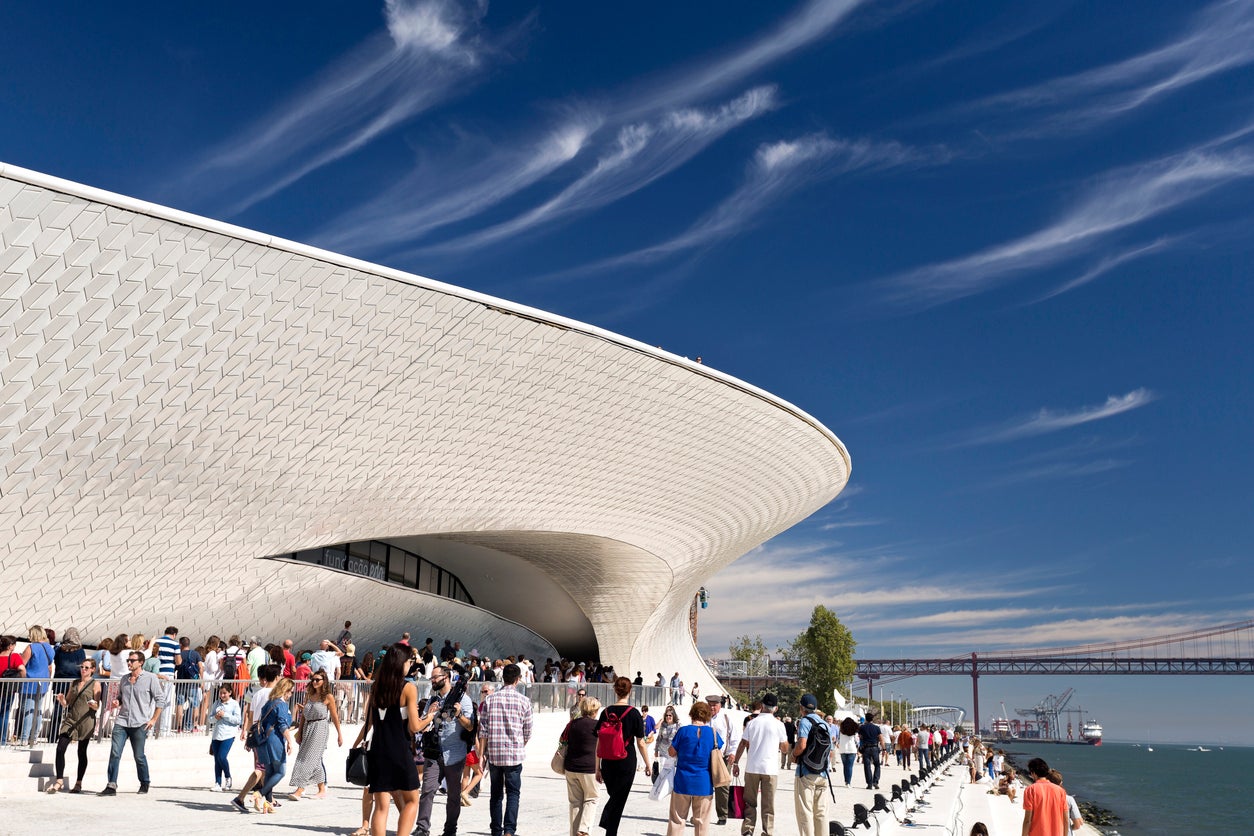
[3,621,1088,835]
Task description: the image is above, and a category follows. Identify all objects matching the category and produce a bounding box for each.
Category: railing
[0,677,670,748]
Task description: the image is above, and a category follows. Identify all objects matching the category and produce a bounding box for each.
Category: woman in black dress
[353,644,432,836]
[595,676,651,836]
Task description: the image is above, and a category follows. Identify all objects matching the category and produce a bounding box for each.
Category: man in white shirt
[309,639,343,684]
[732,693,789,836]
[707,694,741,826]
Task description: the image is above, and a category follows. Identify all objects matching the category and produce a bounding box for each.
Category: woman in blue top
[665,701,723,836]
[20,625,55,745]
[254,677,295,812]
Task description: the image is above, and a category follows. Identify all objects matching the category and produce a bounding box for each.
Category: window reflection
[284,540,473,605]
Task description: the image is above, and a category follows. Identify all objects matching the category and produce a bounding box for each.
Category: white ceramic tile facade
[0,163,850,689]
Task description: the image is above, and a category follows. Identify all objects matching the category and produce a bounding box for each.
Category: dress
[289,698,330,788]
[367,704,420,793]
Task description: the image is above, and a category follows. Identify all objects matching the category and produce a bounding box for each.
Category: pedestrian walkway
[1,712,1037,836]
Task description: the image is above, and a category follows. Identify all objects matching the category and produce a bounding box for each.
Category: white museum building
[0,162,850,688]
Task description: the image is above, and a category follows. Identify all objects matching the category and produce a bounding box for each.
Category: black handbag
[346,746,370,786]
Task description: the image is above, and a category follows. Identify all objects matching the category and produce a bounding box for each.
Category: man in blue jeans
[477,664,532,836]
[858,710,887,790]
[99,652,165,795]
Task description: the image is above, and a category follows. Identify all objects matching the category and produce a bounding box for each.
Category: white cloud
[416,86,780,255]
[318,116,600,253]
[619,0,868,118]
[966,389,1155,446]
[881,142,1254,308]
[545,134,938,276]
[179,0,496,214]
[316,1,882,257]
[957,0,1254,137]
[1035,237,1179,301]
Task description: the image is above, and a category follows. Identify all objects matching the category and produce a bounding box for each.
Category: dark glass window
[281,540,472,606]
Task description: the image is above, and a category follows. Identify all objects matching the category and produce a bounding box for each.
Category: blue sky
[3,1,1253,742]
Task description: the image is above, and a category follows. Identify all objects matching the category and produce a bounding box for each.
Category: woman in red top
[0,636,27,743]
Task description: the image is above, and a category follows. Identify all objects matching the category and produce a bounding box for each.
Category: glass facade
[280,540,473,605]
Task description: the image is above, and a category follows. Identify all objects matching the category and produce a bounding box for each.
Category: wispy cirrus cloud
[956,0,1254,138]
[317,1,877,258]
[176,0,504,214]
[544,134,941,277]
[618,0,867,118]
[880,139,1254,308]
[964,389,1155,446]
[1034,237,1179,301]
[415,86,781,255]
[317,116,601,253]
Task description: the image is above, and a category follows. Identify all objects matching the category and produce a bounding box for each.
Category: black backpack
[799,716,832,773]
[222,650,239,681]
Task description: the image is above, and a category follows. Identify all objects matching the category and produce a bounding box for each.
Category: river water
[1003,741,1250,835]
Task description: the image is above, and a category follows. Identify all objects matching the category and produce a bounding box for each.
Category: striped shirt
[478,684,532,766]
[153,634,180,677]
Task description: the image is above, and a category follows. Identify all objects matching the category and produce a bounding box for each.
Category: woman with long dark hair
[837,716,860,788]
[352,643,432,836]
[595,676,650,836]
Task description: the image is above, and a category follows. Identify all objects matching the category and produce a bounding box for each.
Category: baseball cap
[800,693,819,710]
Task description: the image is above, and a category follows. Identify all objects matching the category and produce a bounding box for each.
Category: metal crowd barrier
[1,676,671,748]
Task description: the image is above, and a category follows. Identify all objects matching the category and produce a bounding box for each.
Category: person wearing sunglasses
[98,653,165,796]
[46,658,100,794]
[288,670,343,800]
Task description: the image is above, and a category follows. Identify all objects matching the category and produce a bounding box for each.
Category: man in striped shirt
[477,663,532,836]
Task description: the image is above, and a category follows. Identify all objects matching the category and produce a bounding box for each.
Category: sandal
[352,828,370,836]
[45,779,64,794]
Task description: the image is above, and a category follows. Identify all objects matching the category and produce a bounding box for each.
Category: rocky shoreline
[1003,752,1122,833]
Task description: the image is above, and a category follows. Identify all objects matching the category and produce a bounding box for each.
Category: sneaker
[138,783,150,794]
[98,786,117,797]
[231,797,249,813]
[225,777,233,791]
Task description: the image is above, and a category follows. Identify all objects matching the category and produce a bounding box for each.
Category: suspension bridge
[854,618,1254,731]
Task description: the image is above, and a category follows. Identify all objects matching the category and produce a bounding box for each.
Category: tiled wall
[0,164,850,689]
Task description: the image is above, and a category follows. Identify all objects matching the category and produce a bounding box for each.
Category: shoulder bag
[551,721,570,774]
[346,698,372,786]
[708,726,731,788]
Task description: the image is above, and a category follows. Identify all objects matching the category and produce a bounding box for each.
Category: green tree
[784,605,856,712]
[729,634,769,676]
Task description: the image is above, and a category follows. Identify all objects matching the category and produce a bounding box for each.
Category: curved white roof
[0,162,850,682]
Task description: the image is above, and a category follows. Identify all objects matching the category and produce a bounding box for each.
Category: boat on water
[991,716,1016,741]
[1080,720,1103,746]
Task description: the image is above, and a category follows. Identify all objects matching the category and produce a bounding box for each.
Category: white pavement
[2,713,1065,836]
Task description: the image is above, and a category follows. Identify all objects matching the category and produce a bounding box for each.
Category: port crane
[1015,688,1073,740]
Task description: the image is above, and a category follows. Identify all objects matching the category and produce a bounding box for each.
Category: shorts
[465,751,479,767]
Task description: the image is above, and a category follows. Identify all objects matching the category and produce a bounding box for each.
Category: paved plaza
[0,712,1031,836]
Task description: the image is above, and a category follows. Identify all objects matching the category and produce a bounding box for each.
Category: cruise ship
[1080,720,1103,745]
